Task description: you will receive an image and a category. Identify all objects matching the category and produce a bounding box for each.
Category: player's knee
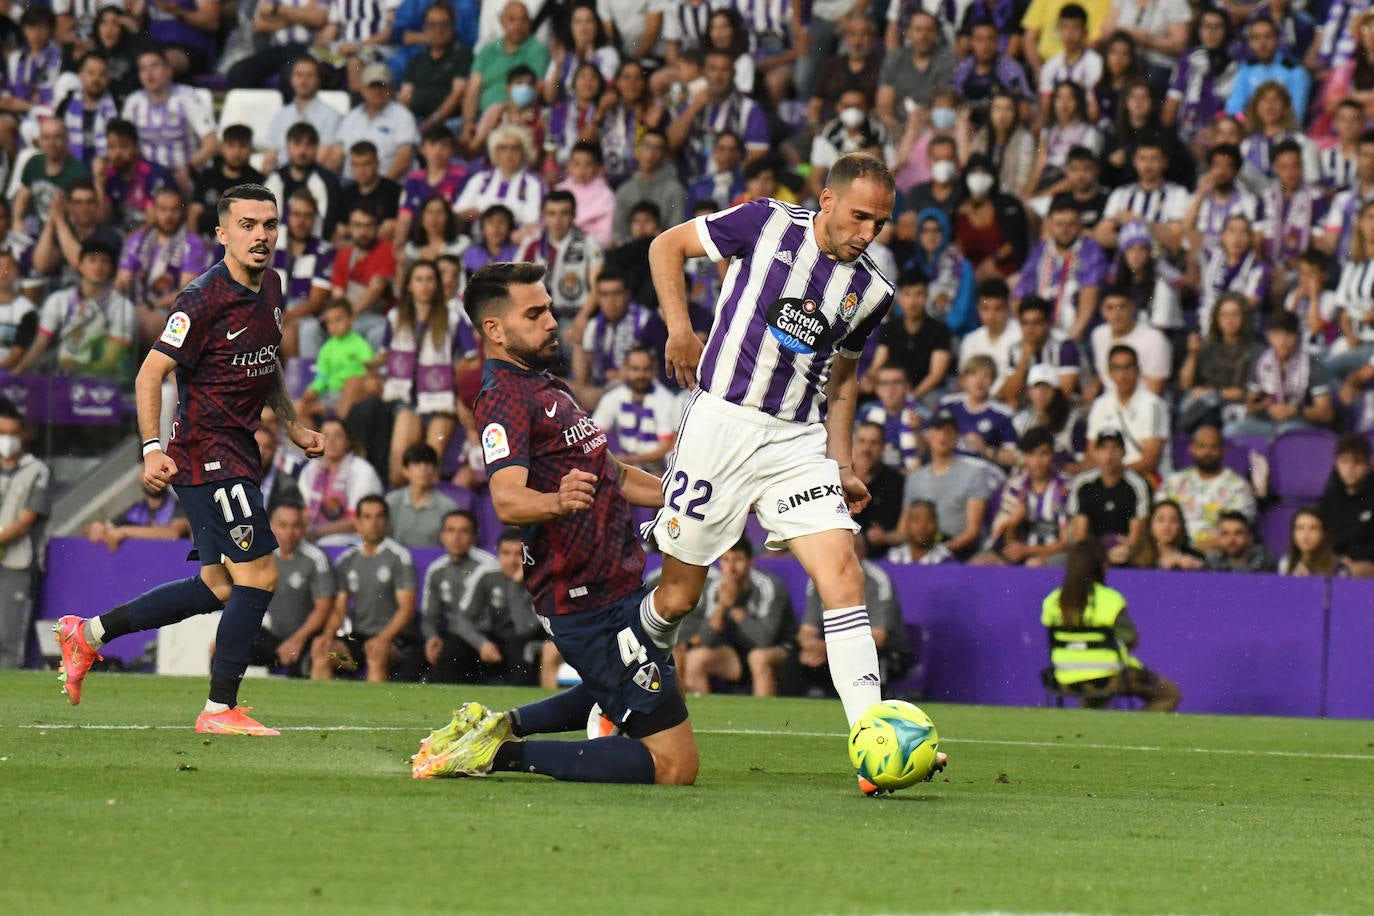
[653,583,699,622]
[651,744,699,786]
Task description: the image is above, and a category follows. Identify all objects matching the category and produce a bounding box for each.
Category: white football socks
[639,589,680,651]
[85,617,105,650]
[822,606,881,727]
[203,700,230,714]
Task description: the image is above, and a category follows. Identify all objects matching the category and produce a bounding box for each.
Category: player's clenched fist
[288,421,326,459]
[143,450,177,493]
[554,468,597,515]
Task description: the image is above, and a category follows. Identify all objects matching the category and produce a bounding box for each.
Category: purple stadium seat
[1170,434,1191,474]
[441,425,468,477]
[190,73,229,92]
[1261,501,1302,558]
[1268,428,1338,500]
[434,482,474,510]
[282,357,314,400]
[1224,435,1266,478]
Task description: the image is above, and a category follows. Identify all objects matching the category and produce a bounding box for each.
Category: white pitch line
[4,723,1374,762]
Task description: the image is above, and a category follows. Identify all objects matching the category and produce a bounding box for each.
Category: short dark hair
[402,443,439,467]
[1271,138,1304,163]
[285,121,319,145]
[630,200,662,224]
[1048,193,1081,216]
[1107,344,1139,367]
[977,277,1010,301]
[0,397,24,424]
[827,152,896,198]
[596,266,627,288]
[1018,296,1052,320]
[1065,145,1097,166]
[270,499,306,517]
[1134,136,1168,158]
[896,267,928,289]
[570,140,603,165]
[20,5,56,29]
[356,494,388,518]
[1337,433,1372,460]
[725,536,754,559]
[68,177,97,197]
[320,297,352,319]
[1216,510,1251,530]
[421,124,454,145]
[466,262,548,328]
[222,124,254,146]
[856,420,887,440]
[1299,247,1330,271]
[506,64,537,84]
[443,509,479,536]
[217,183,278,224]
[1019,426,1055,453]
[743,155,779,182]
[349,201,380,223]
[106,118,138,144]
[1268,309,1300,335]
[1057,2,1087,23]
[497,526,524,547]
[349,140,379,159]
[1207,143,1242,171]
[544,189,577,214]
[287,187,319,213]
[481,203,514,225]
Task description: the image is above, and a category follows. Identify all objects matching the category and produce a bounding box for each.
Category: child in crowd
[296,298,377,426]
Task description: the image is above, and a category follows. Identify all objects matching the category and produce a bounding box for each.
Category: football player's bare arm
[489,465,594,525]
[136,349,179,492]
[607,453,664,509]
[268,361,326,458]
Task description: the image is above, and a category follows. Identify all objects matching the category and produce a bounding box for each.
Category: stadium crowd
[4,0,1374,687]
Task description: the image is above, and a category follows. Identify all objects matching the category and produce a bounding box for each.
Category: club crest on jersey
[840,292,860,321]
[666,516,681,539]
[482,423,510,463]
[766,297,832,355]
[161,311,191,348]
[274,307,282,329]
[230,524,254,551]
[634,661,662,693]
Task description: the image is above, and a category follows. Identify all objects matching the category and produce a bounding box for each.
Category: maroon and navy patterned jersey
[152,261,284,486]
[476,358,644,617]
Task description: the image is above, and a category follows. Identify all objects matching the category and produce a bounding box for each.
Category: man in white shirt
[1090,287,1171,396]
[1086,343,1171,479]
[958,277,1022,391]
[1094,138,1188,251]
[589,345,679,475]
[263,56,342,173]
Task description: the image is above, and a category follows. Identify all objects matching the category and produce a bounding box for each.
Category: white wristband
[142,439,162,457]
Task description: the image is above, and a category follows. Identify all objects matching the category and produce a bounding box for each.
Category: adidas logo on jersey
[774,249,794,266]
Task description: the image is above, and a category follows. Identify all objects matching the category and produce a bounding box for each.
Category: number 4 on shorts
[617,627,648,667]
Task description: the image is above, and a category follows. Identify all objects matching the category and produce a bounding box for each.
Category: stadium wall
[41,538,1371,719]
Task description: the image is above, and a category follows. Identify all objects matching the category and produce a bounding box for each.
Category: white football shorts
[647,390,859,566]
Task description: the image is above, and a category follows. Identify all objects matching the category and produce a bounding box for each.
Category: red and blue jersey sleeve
[475,370,532,475]
[152,284,213,368]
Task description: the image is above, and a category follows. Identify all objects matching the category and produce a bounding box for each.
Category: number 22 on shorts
[666,471,713,520]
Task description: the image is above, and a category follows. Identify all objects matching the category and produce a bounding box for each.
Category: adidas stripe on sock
[822,605,881,727]
[639,589,679,651]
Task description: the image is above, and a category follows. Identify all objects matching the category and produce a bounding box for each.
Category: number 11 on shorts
[212,483,252,522]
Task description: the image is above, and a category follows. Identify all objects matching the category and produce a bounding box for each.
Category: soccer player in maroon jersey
[412,262,700,785]
[54,184,326,735]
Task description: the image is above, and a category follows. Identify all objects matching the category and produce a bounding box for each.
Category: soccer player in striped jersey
[646,152,945,793]
[53,184,326,735]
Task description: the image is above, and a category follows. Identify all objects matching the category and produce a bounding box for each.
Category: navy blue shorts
[175,477,279,566]
[545,588,688,740]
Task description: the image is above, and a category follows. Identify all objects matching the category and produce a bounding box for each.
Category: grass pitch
[2,671,1373,916]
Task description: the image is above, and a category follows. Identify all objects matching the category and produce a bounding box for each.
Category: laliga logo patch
[840,292,859,321]
[482,422,510,463]
[230,524,254,551]
[666,516,681,539]
[161,311,191,348]
[634,661,662,693]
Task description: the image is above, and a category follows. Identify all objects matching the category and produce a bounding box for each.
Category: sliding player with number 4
[411,262,699,786]
[54,184,326,736]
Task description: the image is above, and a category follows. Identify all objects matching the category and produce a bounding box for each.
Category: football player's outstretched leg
[57,184,325,732]
[412,263,697,785]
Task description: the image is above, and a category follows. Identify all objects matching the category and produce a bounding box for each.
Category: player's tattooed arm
[270,360,327,458]
[608,453,665,509]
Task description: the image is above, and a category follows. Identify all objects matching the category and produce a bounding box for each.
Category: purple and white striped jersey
[328,0,398,45]
[662,0,712,51]
[694,198,895,425]
[273,235,336,307]
[120,86,217,169]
